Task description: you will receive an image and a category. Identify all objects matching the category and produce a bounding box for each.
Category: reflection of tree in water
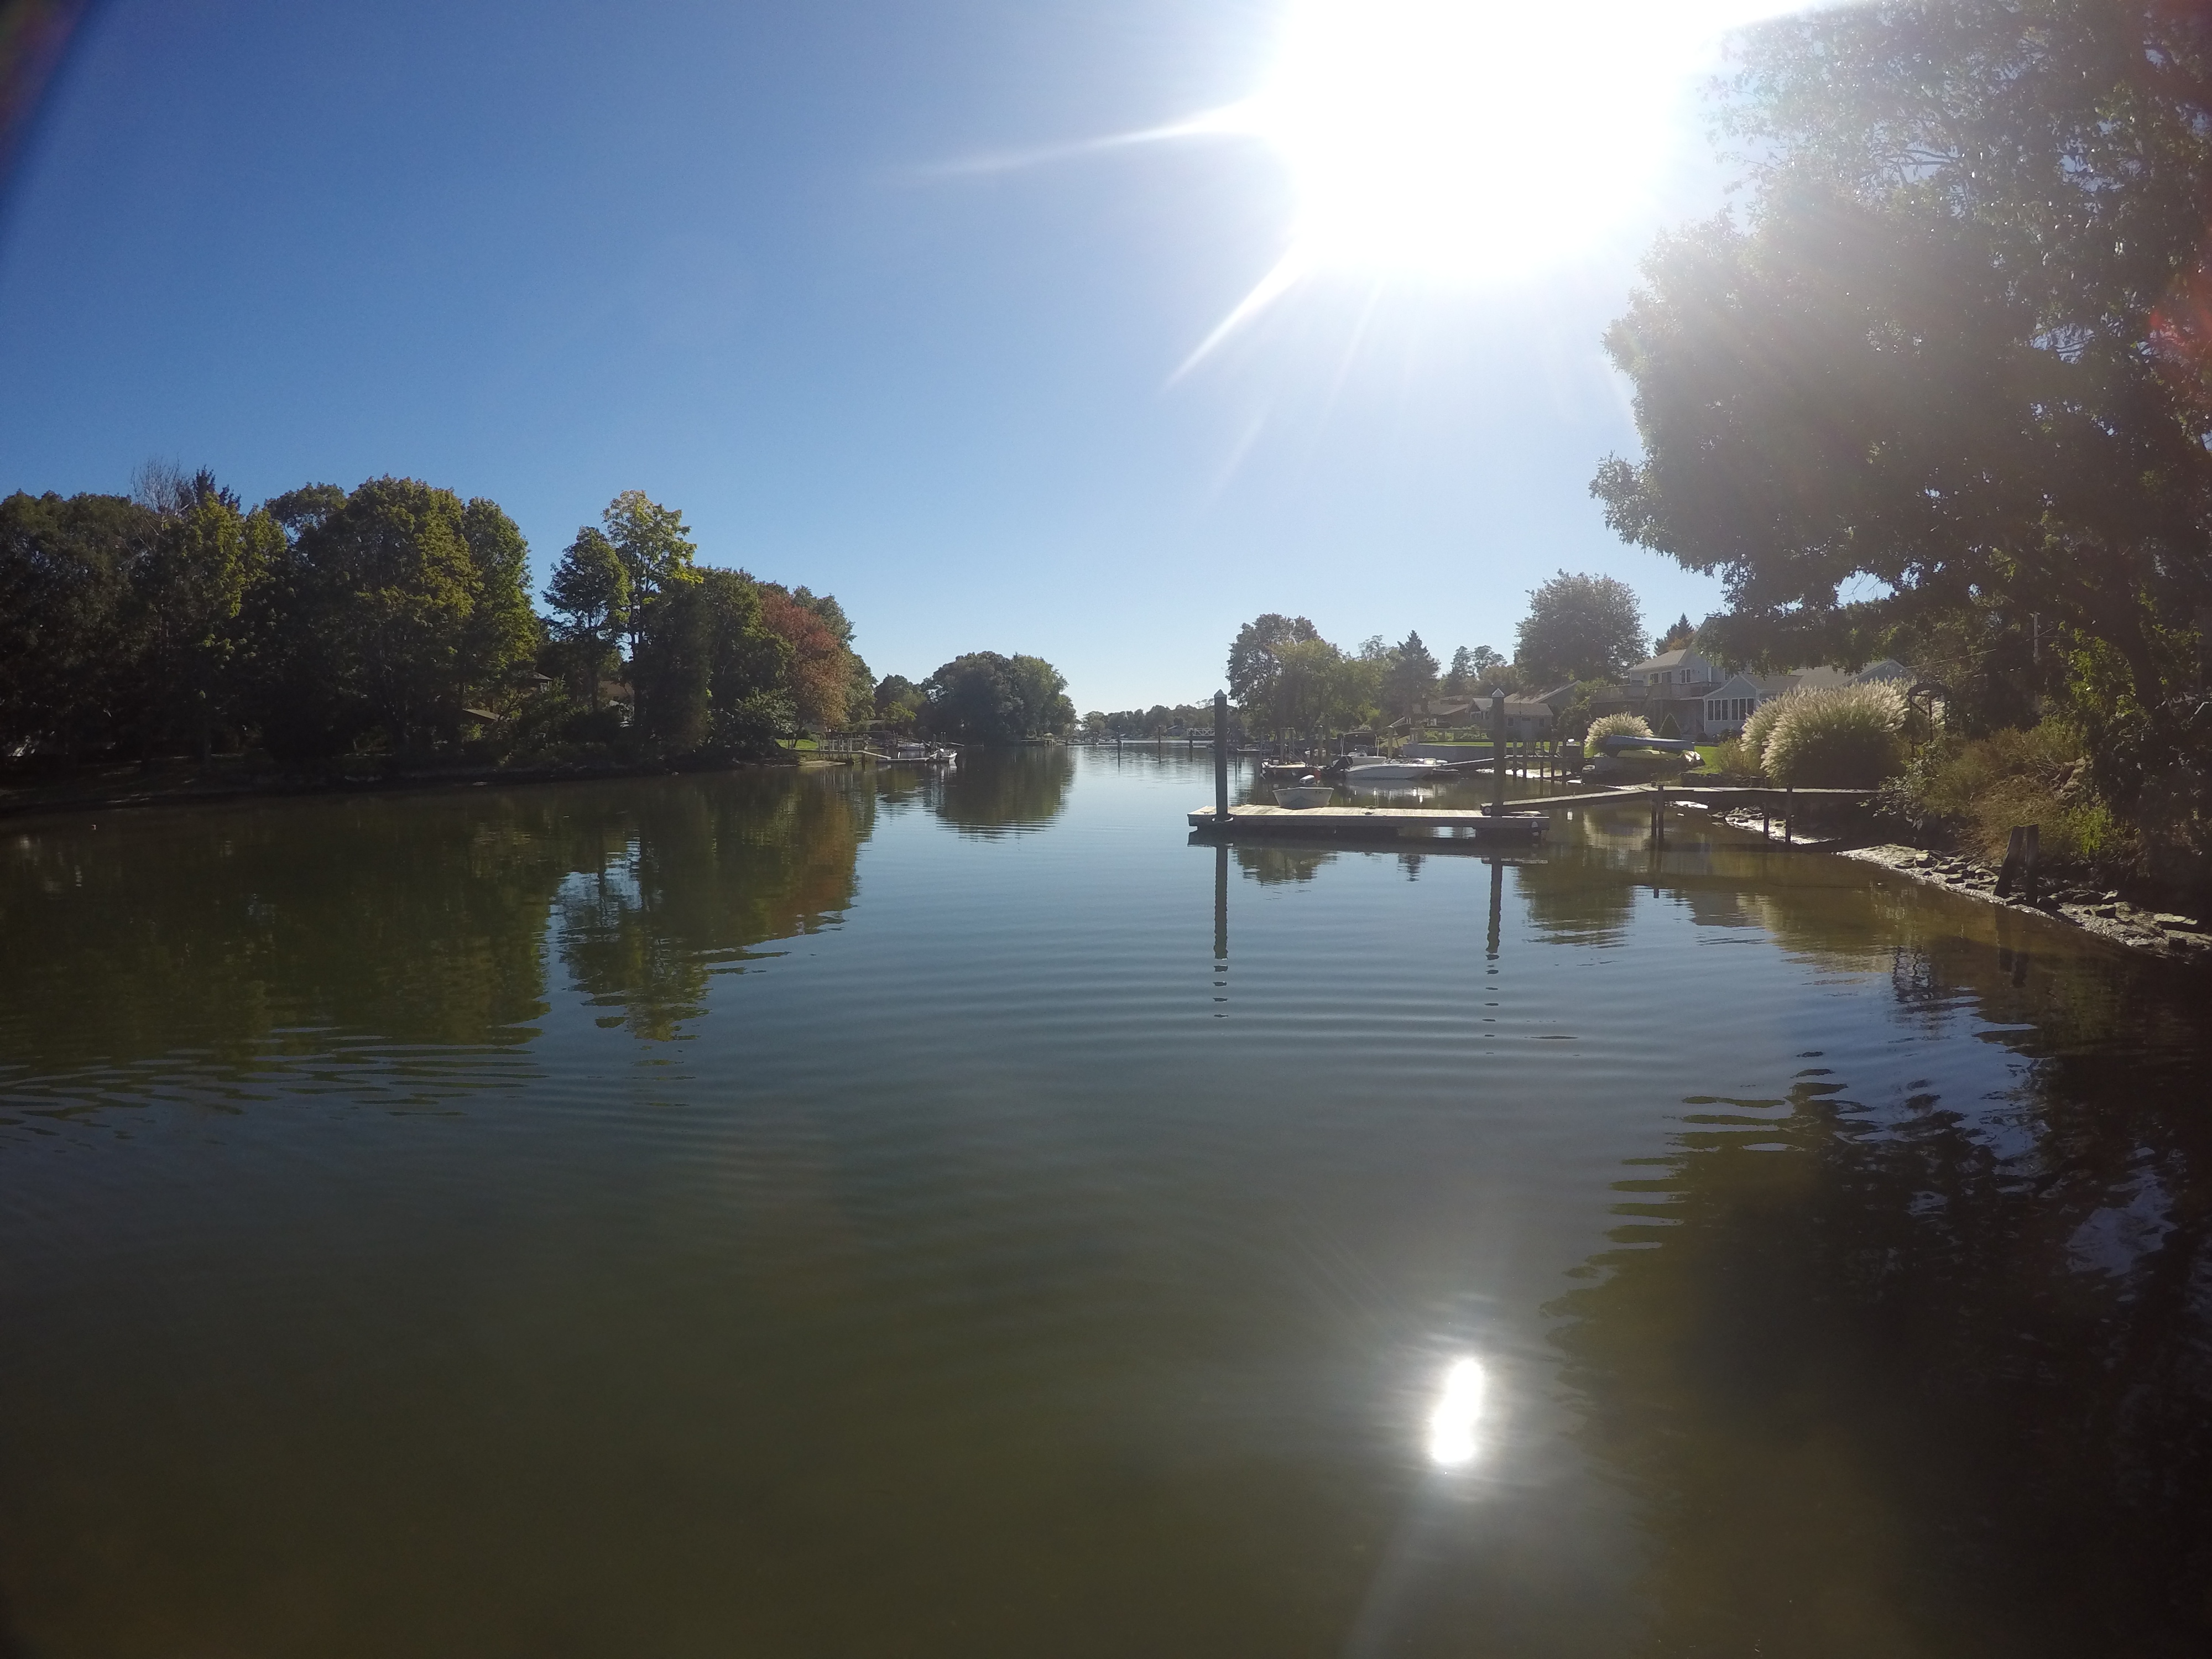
[1234,844,1337,885]
[0,794,575,1095]
[1515,852,1639,946]
[0,771,875,1105]
[554,771,869,1039]
[1548,947,2212,1655]
[931,747,1072,837]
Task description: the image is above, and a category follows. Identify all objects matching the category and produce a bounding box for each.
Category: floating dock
[1188,804,1555,839]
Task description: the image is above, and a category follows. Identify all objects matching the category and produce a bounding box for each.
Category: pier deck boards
[1190,785,1873,837]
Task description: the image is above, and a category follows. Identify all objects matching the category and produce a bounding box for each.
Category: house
[1626,647,1722,692]
[1622,648,1723,739]
[1499,697,1555,740]
[1697,659,1916,737]
[1698,674,1793,736]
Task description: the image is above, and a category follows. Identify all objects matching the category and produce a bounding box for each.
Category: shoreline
[0,753,819,826]
[1840,842,2212,964]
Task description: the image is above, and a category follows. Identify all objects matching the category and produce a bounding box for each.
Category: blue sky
[0,0,1746,712]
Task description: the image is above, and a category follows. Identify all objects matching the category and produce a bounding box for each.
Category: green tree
[1382,629,1439,719]
[1655,613,1695,654]
[873,674,926,733]
[284,477,533,749]
[133,473,275,759]
[633,569,794,753]
[1514,571,1645,684]
[1227,613,1321,717]
[601,491,698,659]
[919,651,1074,744]
[544,527,630,709]
[0,491,150,758]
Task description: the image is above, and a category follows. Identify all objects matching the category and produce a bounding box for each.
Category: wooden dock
[1187,804,1557,838]
[1189,784,1875,841]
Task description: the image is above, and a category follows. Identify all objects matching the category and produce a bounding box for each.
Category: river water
[2,750,2208,1657]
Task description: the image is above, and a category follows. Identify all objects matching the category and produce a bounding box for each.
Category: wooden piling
[1213,691,1230,822]
[1489,690,1507,817]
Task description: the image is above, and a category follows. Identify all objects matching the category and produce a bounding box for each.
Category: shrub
[1739,692,1797,766]
[1711,735,1760,777]
[1886,721,2131,868]
[1760,681,1908,787]
[1585,712,1652,742]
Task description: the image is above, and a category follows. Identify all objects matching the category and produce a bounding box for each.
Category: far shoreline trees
[1,475,877,766]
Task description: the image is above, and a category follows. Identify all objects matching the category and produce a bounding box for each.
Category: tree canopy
[1593,0,2212,774]
[919,652,1074,744]
[0,476,870,766]
[1514,571,1645,685]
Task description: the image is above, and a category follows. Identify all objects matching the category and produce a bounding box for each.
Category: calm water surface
[2,752,2209,1657]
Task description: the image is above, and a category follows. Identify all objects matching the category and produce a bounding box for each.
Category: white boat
[1272,784,1337,809]
[1339,756,1458,780]
[888,742,957,766]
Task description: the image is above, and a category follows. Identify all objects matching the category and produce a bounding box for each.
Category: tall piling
[1490,690,1506,817]
[1213,691,1230,822]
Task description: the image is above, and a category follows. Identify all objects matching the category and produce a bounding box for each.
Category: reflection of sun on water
[1426,1356,1488,1467]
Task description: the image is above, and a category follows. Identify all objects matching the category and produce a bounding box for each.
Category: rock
[2093,904,2120,917]
[2151,914,2205,933]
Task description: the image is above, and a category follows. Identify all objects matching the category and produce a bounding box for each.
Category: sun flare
[1226,0,1803,287]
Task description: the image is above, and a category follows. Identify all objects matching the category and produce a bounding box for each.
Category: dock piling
[1213,691,1230,823]
[1489,689,1506,817]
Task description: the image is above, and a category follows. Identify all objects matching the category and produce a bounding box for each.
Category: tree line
[0,467,1080,765]
[1217,570,1657,742]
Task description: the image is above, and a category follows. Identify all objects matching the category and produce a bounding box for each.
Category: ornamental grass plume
[1739,691,1796,764]
[1760,681,1909,787]
[1584,712,1653,742]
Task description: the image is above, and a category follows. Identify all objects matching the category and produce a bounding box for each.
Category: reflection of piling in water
[1486,858,1504,959]
[1213,841,1228,965]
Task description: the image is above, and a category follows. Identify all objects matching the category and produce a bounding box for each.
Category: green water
[2,751,2207,1657]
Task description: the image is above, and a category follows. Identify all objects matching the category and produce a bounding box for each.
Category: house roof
[1625,646,1712,676]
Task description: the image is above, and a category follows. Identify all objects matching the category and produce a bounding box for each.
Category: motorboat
[1335,754,1461,781]
[888,741,957,766]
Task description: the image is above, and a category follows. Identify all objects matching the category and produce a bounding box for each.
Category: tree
[632,568,792,752]
[0,491,152,758]
[1515,571,1645,684]
[1382,629,1439,719]
[281,477,535,749]
[544,528,630,708]
[1442,646,1476,696]
[601,491,697,659]
[919,651,1073,744]
[874,674,926,732]
[1655,613,1695,654]
[1227,613,1321,715]
[1592,0,2212,770]
[755,583,852,731]
[132,473,277,759]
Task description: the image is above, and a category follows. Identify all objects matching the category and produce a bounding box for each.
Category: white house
[1625,648,1722,692]
[1698,659,1915,737]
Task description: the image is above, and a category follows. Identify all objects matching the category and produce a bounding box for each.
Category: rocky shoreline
[1841,843,2212,964]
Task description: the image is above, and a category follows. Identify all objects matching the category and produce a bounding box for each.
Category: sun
[1222,0,1793,288]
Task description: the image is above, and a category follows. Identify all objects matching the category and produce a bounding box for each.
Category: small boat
[1585,737,1702,784]
[1272,781,1337,809]
[886,742,958,766]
